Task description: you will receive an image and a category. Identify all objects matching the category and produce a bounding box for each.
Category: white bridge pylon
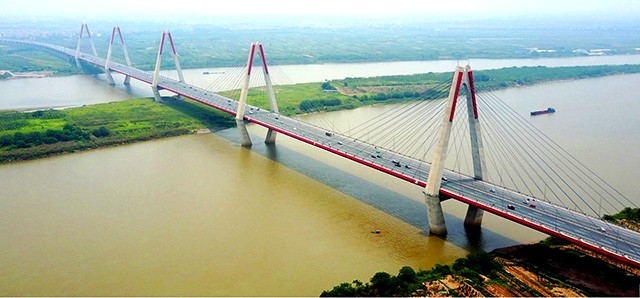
[236,42,280,147]
[151,31,185,102]
[424,65,487,235]
[75,23,97,69]
[104,26,133,86]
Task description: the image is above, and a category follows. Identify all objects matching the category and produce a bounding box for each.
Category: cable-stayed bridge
[2,23,639,268]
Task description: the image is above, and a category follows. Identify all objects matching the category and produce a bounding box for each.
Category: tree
[370,271,398,296]
[320,280,367,297]
[322,81,337,91]
[92,126,112,138]
[397,266,417,284]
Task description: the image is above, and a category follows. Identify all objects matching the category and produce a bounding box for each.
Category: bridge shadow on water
[215,128,522,253]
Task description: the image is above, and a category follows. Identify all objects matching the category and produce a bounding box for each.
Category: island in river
[3,64,640,163]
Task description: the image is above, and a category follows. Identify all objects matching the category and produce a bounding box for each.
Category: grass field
[231,64,640,116]
[0,98,234,162]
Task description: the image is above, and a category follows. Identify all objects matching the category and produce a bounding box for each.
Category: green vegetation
[499,238,640,297]
[603,207,640,222]
[9,18,640,71]
[339,64,640,92]
[229,65,640,116]
[3,64,640,162]
[322,238,640,297]
[603,207,640,232]
[320,251,502,297]
[0,45,78,77]
[0,98,234,163]
[4,18,640,74]
[218,82,361,116]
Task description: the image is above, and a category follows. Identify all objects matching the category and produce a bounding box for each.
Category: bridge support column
[464,206,484,228]
[234,42,257,147]
[423,66,464,236]
[257,43,280,144]
[75,23,97,70]
[463,65,487,228]
[236,119,253,147]
[424,193,447,235]
[151,31,185,102]
[105,26,133,86]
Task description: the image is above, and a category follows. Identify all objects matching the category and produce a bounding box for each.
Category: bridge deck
[5,39,639,267]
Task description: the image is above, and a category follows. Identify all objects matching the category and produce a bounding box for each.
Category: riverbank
[219,64,640,116]
[4,65,640,163]
[322,207,640,296]
[321,237,640,297]
[0,97,234,163]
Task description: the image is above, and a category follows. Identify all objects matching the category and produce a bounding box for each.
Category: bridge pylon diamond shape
[424,65,487,235]
[104,26,133,86]
[235,42,281,147]
[74,23,98,69]
[151,31,185,102]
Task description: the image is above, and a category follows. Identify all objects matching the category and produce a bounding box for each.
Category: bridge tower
[424,65,487,235]
[104,26,133,85]
[151,31,185,102]
[75,23,98,69]
[235,42,281,147]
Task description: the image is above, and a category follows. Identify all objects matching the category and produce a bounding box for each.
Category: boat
[530,107,556,116]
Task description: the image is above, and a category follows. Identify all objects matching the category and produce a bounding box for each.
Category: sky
[1,0,639,20]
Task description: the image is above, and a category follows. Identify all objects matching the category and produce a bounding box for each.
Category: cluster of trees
[356,88,448,102]
[320,251,503,297]
[471,65,640,90]
[0,123,90,149]
[299,98,342,112]
[337,65,640,101]
[321,81,337,91]
[603,207,640,222]
[91,126,112,138]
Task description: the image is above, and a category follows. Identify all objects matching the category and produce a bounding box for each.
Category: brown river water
[0,65,639,295]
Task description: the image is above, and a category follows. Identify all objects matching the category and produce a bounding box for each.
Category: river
[0,58,639,296]
[2,54,640,110]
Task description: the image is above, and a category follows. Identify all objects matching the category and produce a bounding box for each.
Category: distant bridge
[2,23,639,268]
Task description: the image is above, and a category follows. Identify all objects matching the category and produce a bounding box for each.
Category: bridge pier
[236,119,253,147]
[152,87,163,102]
[264,129,277,144]
[424,193,447,235]
[464,205,484,228]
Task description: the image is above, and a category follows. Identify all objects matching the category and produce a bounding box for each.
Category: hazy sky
[1,0,639,19]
